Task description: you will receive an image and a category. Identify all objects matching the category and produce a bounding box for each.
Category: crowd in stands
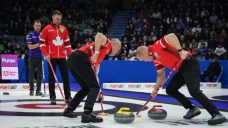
[0,0,227,61]
[0,0,113,58]
[119,0,227,60]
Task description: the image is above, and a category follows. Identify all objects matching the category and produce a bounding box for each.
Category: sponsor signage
[0,54,18,80]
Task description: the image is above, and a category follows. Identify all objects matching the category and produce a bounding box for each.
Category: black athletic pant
[29,57,42,93]
[166,57,220,116]
[67,51,100,114]
[48,58,71,100]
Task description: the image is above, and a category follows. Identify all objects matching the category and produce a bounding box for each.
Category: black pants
[67,51,100,113]
[201,71,219,82]
[29,57,42,93]
[48,58,71,99]
[166,57,219,116]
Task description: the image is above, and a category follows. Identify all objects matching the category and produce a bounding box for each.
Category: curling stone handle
[117,107,132,114]
[151,105,163,110]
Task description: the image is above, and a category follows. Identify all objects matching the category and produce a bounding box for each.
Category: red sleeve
[102,38,110,47]
[64,28,72,56]
[153,61,165,72]
[161,36,180,57]
[39,27,48,57]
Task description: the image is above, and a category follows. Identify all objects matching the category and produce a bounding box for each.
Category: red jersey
[149,36,191,72]
[39,24,72,59]
[78,39,112,65]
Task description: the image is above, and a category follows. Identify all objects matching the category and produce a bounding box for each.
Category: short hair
[52,10,62,16]
[33,20,41,25]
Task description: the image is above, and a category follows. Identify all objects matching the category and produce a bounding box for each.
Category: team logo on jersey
[60,28,64,33]
[52,36,63,46]
[48,29,54,32]
[154,52,159,59]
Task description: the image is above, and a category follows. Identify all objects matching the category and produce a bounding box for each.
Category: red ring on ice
[15,103,81,109]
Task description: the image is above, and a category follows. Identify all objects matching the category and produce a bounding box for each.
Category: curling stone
[114,107,135,123]
[148,105,167,120]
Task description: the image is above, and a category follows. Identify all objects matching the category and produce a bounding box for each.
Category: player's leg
[35,57,43,96]
[28,57,35,96]
[57,59,71,103]
[79,64,102,123]
[48,59,58,105]
[183,57,226,125]
[166,72,200,119]
[67,51,102,123]
[63,57,89,118]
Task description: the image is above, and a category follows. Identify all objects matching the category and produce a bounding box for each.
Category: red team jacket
[39,24,72,58]
[149,36,191,72]
[78,39,112,65]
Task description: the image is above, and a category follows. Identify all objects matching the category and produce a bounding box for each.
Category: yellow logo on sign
[60,28,64,33]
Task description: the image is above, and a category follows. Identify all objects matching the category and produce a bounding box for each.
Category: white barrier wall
[0,83,63,91]
[103,82,222,90]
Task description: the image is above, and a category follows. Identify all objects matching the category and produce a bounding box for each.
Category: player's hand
[91,53,99,63]
[151,86,159,97]
[98,90,104,102]
[36,44,40,48]
[45,55,50,62]
[179,51,188,60]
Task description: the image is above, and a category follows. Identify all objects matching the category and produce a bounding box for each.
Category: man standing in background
[26,20,43,96]
[39,10,73,105]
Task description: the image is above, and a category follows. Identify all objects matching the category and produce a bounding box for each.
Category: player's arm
[155,69,165,88]
[94,64,100,75]
[64,28,72,56]
[26,33,39,49]
[95,32,107,51]
[165,33,188,60]
[165,33,182,50]
[91,33,107,63]
[28,44,39,49]
[151,64,165,97]
[39,28,49,61]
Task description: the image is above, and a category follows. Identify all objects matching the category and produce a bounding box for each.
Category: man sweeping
[63,32,121,123]
[136,33,226,125]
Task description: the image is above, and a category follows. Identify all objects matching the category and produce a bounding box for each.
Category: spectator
[199,43,209,60]
[14,44,23,58]
[201,56,222,82]
[129,47,136,56]
[187,43,197,57]
[215,44,226,60]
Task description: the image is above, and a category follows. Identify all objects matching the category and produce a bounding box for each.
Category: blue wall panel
[15,59,228,88]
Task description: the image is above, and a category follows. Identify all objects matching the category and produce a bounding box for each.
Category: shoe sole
[208,117,227,125]
[81,119,103,123]
[184,111,201,119]
[63,115,78,118]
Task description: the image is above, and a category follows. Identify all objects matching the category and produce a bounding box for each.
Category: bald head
[110,38,122,55]
[136,46,153,61]
[136,46,148,56]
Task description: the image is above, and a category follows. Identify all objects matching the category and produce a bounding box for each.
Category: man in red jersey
[39,10,72,105]
[63,32,121,123]
[136,33,226,125]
